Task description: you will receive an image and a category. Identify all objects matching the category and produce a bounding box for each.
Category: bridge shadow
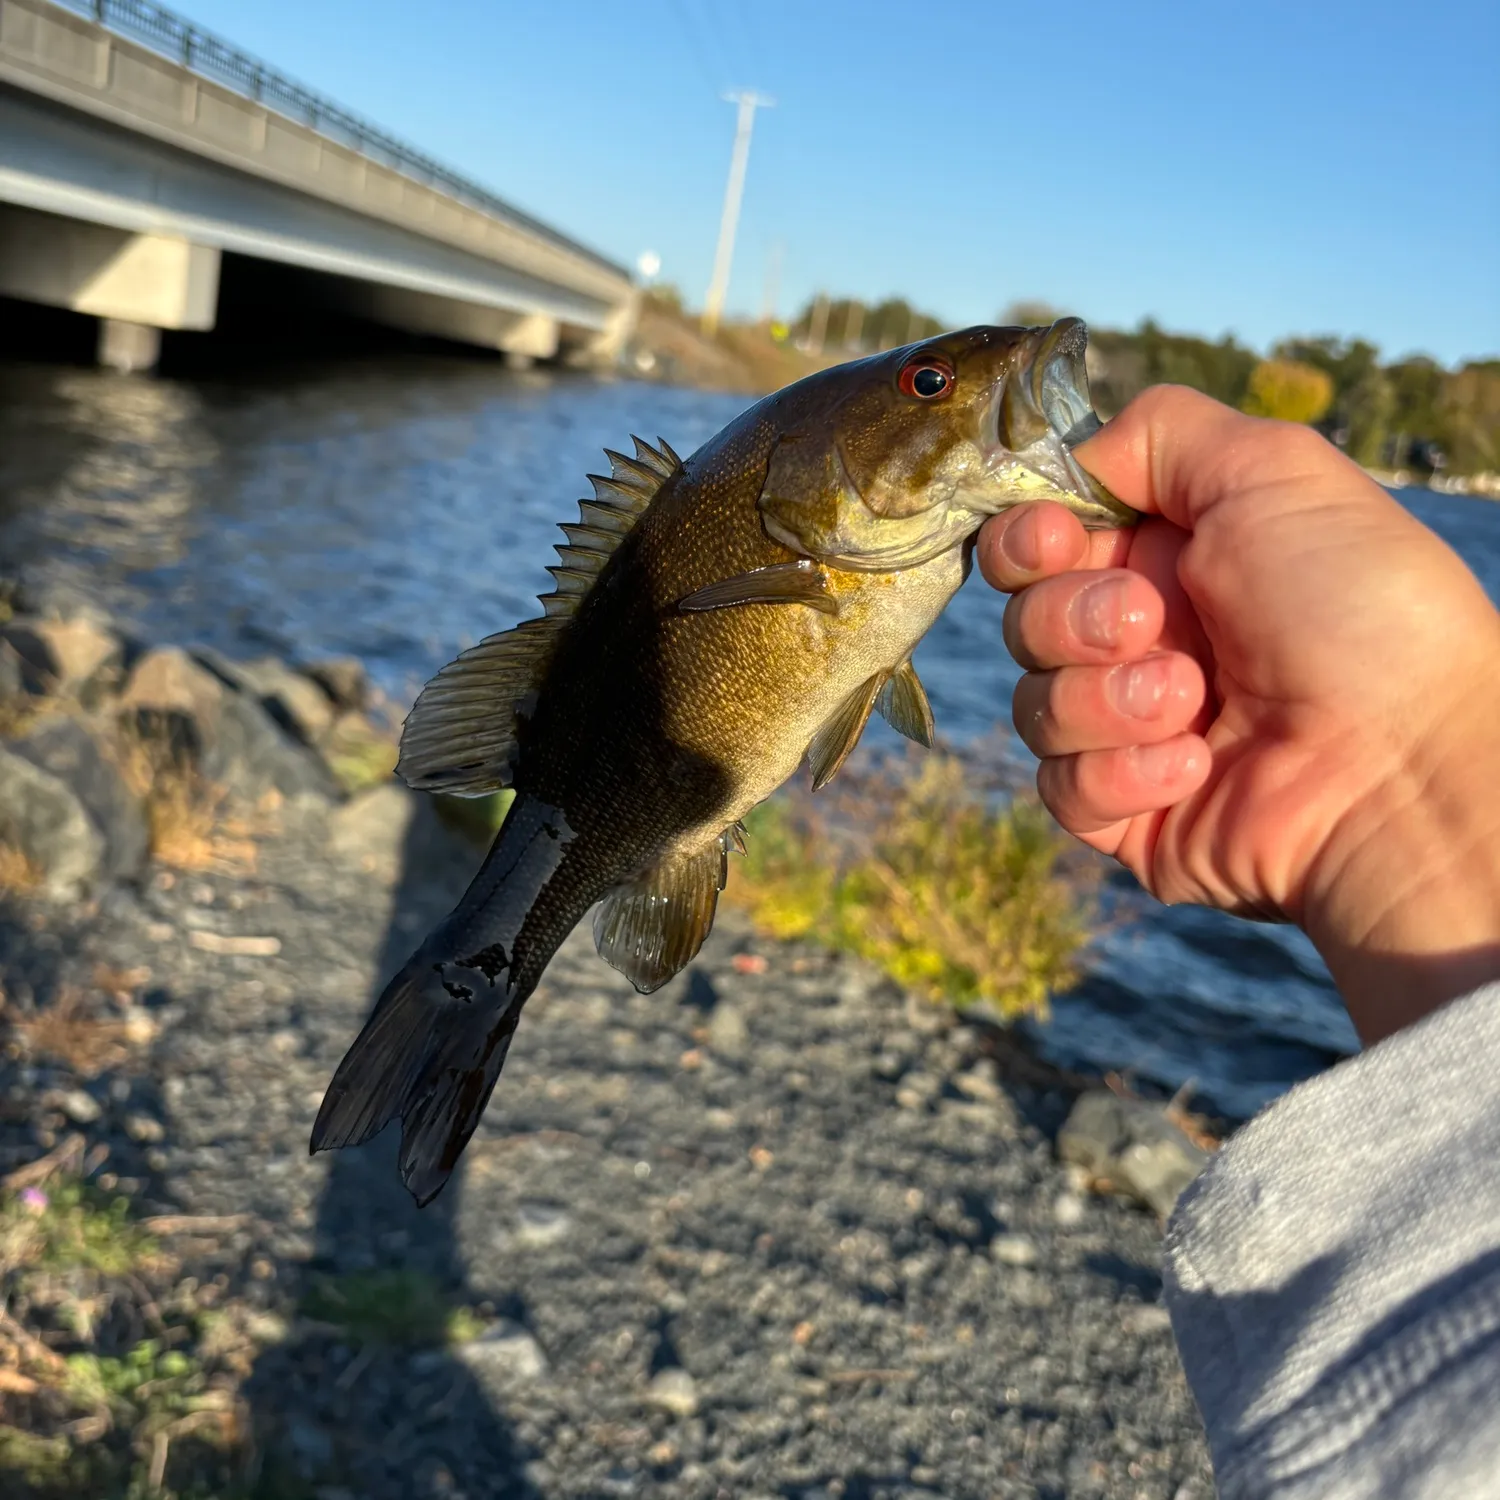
[243,802,543,1500]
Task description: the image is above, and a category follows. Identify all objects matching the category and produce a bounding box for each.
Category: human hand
[978,385,1500,1044]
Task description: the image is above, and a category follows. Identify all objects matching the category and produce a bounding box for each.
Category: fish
[310,318,1135,1205]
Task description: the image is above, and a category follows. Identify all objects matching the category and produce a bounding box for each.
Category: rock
[458,1320,548,1381]
[304,656,368,711]
[120,647,226,759]
[1,617,120,696]
[329,783,416,881]
[707,1000,749,1060]
[0,641,24,704]
[1053,1192,1087,1228]
[645,1367,699,1418]
[1057,1091,1210,1218]
[991,1234,1038,1267]
[10,716,148,880]
[0,746,104,898]
[58,1088,102,1124]
[125,1113,165,1143]
[205,692,338,803]
[194,652,335,746]
[513,1201,572,1248]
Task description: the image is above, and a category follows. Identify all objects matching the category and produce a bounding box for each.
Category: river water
[3,355,1497,1120]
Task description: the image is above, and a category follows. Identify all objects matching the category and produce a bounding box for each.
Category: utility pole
[702,90,773,337]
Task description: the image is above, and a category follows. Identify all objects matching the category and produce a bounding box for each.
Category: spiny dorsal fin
[395,435,683,796]
[593,828,736,992]
[875,659,935,747]
[807,673,883,791]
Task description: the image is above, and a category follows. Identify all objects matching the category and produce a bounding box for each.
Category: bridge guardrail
[47,0,627,278]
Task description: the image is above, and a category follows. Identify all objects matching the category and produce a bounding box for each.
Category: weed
[320,714,398,794]
[0,1179,157,1279]
[729,752,1094,1022]
[301,1268,484,1347]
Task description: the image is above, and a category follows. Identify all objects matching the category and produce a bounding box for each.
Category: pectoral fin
[875,659,935,747]
[676,559,838,616]
[593,829,738,992]
[807,674,883,791]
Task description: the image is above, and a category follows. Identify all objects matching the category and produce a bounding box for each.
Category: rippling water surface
[4,357,1498,1118]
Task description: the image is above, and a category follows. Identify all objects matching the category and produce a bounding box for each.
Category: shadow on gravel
[243,807,542,1500]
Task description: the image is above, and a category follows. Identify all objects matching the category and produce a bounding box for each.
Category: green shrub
[730,753,1093,1021]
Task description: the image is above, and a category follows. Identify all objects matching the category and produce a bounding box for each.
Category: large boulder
[303,656,368,712]
[0,745,104,899]
[119,647,226,761]
[1,617,121,697]
[204,692,339,802]
[9,717,148,881]
[193,651,335,746]
[120,647,336,803]
[1057,1090,1210,1219]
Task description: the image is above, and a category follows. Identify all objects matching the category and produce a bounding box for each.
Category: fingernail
[998,513,1041,574]
[1108,658,1171,719]
[1071,577,1134,648]
[1131,739,1191,784]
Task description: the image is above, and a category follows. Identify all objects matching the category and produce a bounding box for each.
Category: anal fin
[875,659,935,747]
[807,673,883,790]
[677,559,838,615]
[594,831,736,993]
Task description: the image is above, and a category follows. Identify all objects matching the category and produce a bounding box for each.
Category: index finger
[976,501,1134,594]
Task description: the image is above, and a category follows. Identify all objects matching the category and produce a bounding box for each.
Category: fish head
[758,319,1136,572]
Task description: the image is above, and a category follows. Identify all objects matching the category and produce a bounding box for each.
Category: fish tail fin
[310,794,570,1206]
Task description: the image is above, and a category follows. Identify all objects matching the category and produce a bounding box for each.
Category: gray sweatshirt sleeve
[1163,981,1500,1499]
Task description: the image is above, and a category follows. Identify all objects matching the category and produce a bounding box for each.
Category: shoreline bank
[0,608,1215,1497]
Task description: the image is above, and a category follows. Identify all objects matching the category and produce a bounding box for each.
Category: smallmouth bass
[312,319,1135,1203]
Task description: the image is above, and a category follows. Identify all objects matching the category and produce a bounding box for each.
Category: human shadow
[243,802,543,1500]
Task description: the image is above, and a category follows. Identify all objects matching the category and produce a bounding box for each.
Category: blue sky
[174,0,1496,364]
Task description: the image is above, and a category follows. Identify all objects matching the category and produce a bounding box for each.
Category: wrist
[1303,699,1500,1045]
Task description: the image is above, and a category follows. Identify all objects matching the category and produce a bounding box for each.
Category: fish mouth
[984,318,1137,528]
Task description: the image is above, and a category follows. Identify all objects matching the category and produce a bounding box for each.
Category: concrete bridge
[0,0,638,370]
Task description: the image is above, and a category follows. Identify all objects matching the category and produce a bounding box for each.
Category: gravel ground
[0,781,1216,1499]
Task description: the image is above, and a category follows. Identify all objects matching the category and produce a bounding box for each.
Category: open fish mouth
[986,318,1137,528]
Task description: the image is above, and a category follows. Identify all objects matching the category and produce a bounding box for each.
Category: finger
[1072,384,1367,531]
[1036,734,1211,835]
[1012,652,1206,757]
[1002,569,1164,671]
[976,503,1133,593]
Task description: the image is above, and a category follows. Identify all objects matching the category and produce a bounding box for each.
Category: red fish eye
[898,357,954,400]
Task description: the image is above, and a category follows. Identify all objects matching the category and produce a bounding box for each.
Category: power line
[702,90,774,336]
[666,0,720,91]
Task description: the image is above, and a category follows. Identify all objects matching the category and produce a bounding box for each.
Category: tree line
[787,297,1499,478]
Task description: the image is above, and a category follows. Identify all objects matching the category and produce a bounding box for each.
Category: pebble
[645,1367,700,1418]
[124,1112,165,1142]
[58,1087,101,1124]
[458,1321,548,1381]
[1054,1191,1088,1227]
[991,1233,1039,1267]
[512,1200,572,1248]
[707,1001,749,1058]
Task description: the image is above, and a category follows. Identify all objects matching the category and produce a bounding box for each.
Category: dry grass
[116,735,260,875]
[0,846,43,896]
[1,985,156,1080]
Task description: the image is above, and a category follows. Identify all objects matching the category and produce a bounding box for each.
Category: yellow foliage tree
[1240,359,1336,425]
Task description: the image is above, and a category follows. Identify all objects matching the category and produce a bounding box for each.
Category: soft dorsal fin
[593,825,739,992]
[396,437,682,795]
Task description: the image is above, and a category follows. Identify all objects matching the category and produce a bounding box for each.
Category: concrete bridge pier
[0,202,219,371]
